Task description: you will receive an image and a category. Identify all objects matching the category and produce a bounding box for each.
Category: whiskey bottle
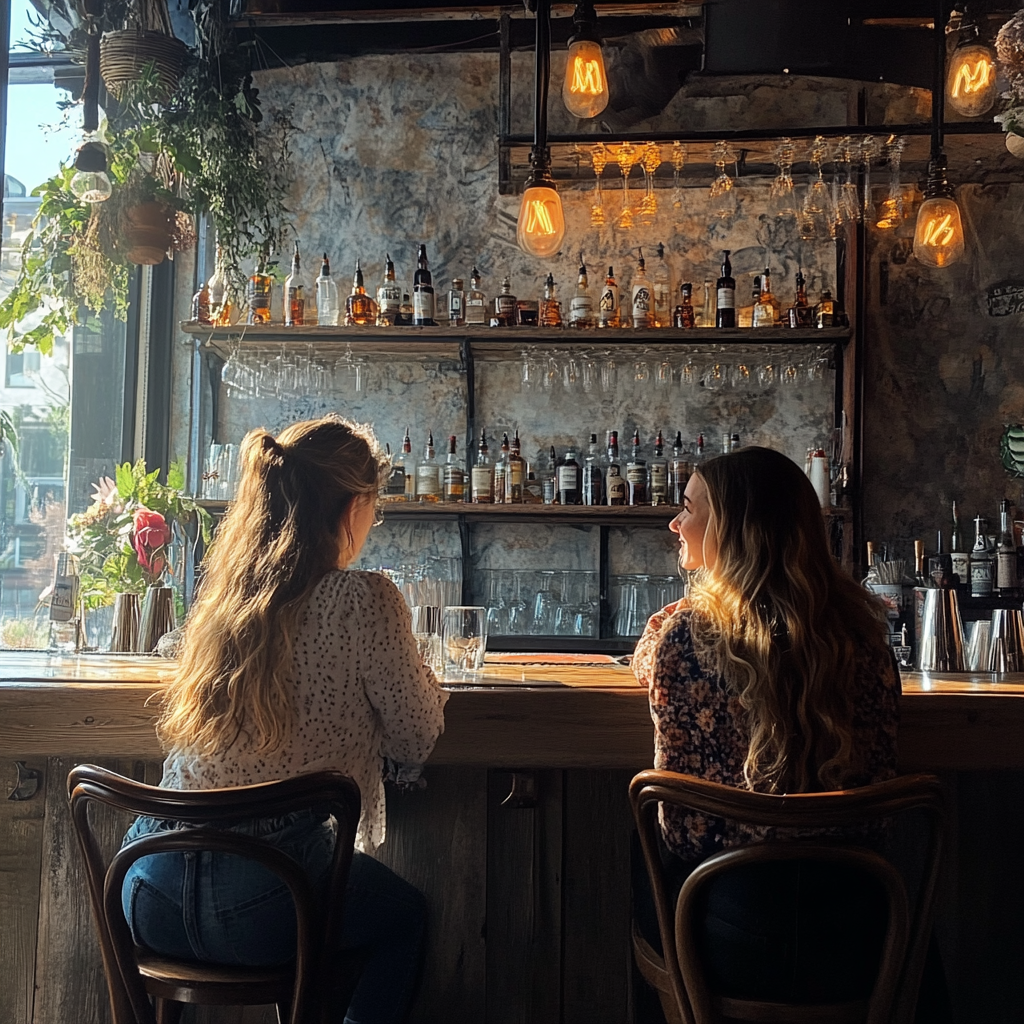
[345,260,379,327]
[649,430,668,506]
[669,431,691,505]
[493,432,510,504]
[558,443,582,505]
[465,267,487,326]
[582,432,604,506]
[284,241,305,327]
[416,432,442,503]
[970,515,993,597]
[653,243,672,328]
[385,437,408,502]
[246,251,272,325]
[715,250,736,329]
[191,278,211,325]
[598,266,620,328]
[568,258,595,329]
[542,445,558,504]
[752,267,780,328]
[996,499,1019,595]
[315,254,339,326]
[413,244,436,326]
[605,431,625,506]
[208,244,233,326]
[626,429,648,506]
[447,278,465,327]
[814,288,835,329]
[494,277,517,328]
[787,269,814,328]
[631,249,653,330]
[401,427,416,500]
[523,467,544,504]
[505,430,526,503]
[739,274,761,329]
[540,273,563,328]
[471,430,494,504]
[673,283,695,329]
[397,294,414,327]
[443,435,466,503]
[950,500,969,587]
[376,253,402,327]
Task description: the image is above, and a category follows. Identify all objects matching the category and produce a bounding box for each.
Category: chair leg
[155,998,184,1024]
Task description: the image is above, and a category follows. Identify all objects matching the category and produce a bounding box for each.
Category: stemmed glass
[769,138,797,220]
[799,136,832,241]
[708,140,737,220]
[613,142,638,230]
[671,142,686,210]
[590,144,608,227]
[875,135,906,229]
[859,135,880,223]
[835,136,861,225]
[638,143,662,225]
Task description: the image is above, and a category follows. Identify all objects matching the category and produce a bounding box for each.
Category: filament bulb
[562,38,609,119]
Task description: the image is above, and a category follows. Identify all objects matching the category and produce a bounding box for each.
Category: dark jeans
[121,811,426,1024]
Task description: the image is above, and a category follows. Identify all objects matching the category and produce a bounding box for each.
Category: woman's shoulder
[311,569,407,617]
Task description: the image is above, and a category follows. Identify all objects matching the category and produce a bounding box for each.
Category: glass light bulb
[517,184,565,259]
[70,170,113,204]
[946,43,997,117]
[913,196,965,268]
[562,38,609,119]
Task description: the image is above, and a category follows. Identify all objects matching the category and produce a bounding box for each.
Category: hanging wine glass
[799,136,832,241]
[769,137,797,219]
[836,136,861,225]
[613,142,638,230]
[708,140,737,220]
[638,143,662,225]
[860,135,880,223]
[590,144,608,227]
[875,135,906,230]
[671,142,686,210]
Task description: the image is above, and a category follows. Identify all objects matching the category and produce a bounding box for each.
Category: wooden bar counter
[0,653,1021,1023]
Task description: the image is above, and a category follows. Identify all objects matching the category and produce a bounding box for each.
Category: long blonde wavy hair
[680,446,888,794]
[158,415,388,756]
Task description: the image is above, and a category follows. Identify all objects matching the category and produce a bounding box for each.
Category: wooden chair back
[67,765,361,1024]
[630,771,946,1024]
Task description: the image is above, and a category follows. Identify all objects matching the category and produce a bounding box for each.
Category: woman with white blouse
[121,415,447,1024]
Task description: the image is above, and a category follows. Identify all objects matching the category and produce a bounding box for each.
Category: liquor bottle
[673,283,695,329]
[721,432,732,455]
[626,429,648,506]
[996,499,1018,595]
[376,253,402,327]
[568,258,595,329]
[582,432,604,506]
[443,435,466,503]
[605,431,625,506]
[950,501,968,586]
[505,430,526,503]
[413,244,436,326]
[493,432,510,503]
[753,267,780,328]
[523,467,544,504]
[345,260,378,326]
[649,430,668,506]
[598,266,620,328]
[669,431,691,505]
[730,432,741,452]
[631,249,653,330]
[284,241,305,327]
[540,273,563,328]
[814,288,835,329]
[471,430,494,504]
[397,293,415,327]
[416,432,442,503]
[739,275,761,329]
[208,245,232,326]
[315,254,339,326]
[494,277,517,327]
[445,278,465,327]
[715,250,736,328]
[914,539,929,587]
[385,439,407,501]
[787,269,814,328]
[970,515,993,597]
[652,243,672,328]
[246,251,272,325]
[694,432,706,467]
[701,279,714,328]
[191,279,211,325]
[401,428,416,500]
[465,267,487,326]
[542,445,558,504]
[558,443,582,505]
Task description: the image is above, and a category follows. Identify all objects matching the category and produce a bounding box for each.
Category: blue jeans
[121,811,426,1024]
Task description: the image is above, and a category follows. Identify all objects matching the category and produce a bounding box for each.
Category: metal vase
[109,593,141,653]
[916,587,966,672]
[136,586,176,654]
[987,609,1024,673]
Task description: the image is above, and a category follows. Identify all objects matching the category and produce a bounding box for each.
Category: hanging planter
[125,200,175,265]
[100,29,188,101]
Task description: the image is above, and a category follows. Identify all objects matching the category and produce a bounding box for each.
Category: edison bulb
[946,43,997,117]
[562,38,609,119]
[517,184,565,259]
[70,169,113,203]
[913,196,965,268]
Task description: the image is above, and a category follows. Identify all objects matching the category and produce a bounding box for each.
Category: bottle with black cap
[715,249,736,328]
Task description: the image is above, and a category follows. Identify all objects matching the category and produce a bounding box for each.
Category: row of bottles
[381,429,732,507]
[191,243,843,332]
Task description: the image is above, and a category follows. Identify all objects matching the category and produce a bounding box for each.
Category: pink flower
[132,508,172,579]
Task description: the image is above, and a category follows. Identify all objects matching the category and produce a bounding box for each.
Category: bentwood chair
[67,766,361,1024]
[630,771,946,1024]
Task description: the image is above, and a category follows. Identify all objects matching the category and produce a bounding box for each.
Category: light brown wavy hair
[680,446,888,794]
[158,415,388,756]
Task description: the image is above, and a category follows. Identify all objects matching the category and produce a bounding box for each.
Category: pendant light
[946,10,997,117]
[517,0,566,259]
[70,4,112,204]
[562,1,609,119]
[915,7,966,269]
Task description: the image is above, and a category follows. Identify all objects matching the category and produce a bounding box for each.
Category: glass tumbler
[442,606,488,678]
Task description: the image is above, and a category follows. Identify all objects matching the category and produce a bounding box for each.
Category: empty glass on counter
[442,606,488,678]
[411,604,444,676]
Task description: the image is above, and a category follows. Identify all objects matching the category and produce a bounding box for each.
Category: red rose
[132,508,172,578]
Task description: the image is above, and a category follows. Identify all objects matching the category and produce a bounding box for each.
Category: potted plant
[100,0,189,101]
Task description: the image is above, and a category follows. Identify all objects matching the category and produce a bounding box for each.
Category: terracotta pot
[100,29,188,102]
[125,201,173,265]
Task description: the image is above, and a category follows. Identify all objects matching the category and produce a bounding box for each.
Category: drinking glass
[769,138,797,219]
[411,605,443,676]
[600,356,618,392]
[656,356,673,387]
[590,144,608,226]
[679,354,698,387]
[442,606,488,678]
[670,142,686,210]
[613,142,638,229]
[702,361,728,391]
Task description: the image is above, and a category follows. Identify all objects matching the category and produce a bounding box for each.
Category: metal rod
[933,0,946,158]
[534,0,551,153]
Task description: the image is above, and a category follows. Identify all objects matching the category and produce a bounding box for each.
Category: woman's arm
[632,598,687,688]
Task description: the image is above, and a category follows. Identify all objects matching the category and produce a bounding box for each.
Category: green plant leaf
[116,462,136,499]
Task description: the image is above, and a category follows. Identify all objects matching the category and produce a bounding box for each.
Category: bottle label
[414,288,434,321]
[971,557,993,596]
[443,467,465,501]
[506,463,523,500]
[606,471,625,503]
[950,552,970,583]
[717,286,735,310]
[496,296,517,315]
[753,304,774,328]
[557,465,578,490]
[378,284,401,312]
[449,294,464,320]
[493,465,506,503]
[569,296,593,322]
[417,466,441,496]
[650,464,668,492]
[599,287,618,317]
[997,551,1017,591]
[387,466,406,496]
[466,298,486,324]
[471,466,493,501]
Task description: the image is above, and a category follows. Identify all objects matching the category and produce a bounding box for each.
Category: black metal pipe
[534,0,550,154]
[933,0,946,158]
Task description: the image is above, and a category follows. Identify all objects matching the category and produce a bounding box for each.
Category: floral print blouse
[633,601,900,863]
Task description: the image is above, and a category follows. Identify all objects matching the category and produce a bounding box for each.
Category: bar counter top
[1,652,1021,769]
